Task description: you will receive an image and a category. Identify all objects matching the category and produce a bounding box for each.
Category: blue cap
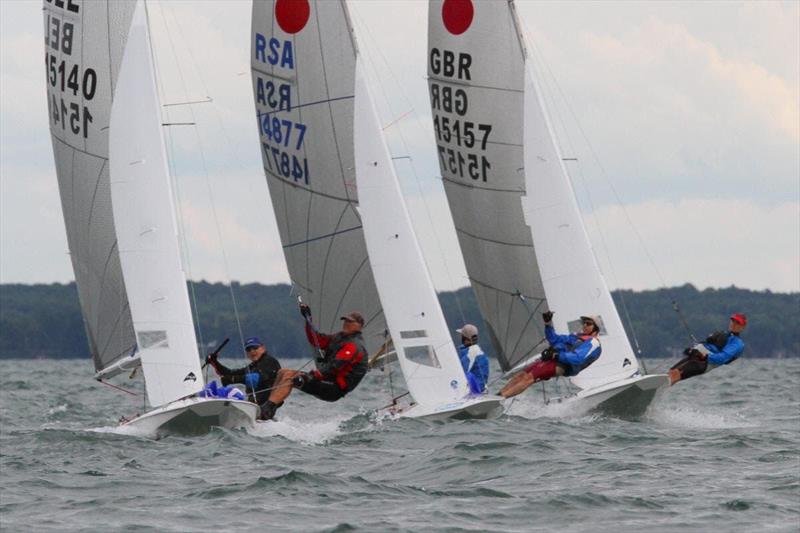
[244,336,262,349]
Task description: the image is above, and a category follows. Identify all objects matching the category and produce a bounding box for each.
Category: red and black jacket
[305,323,368,392]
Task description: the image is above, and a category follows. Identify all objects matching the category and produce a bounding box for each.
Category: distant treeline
[0,282,797,359]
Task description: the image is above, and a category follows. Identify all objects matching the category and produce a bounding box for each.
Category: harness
[563,334,601,371]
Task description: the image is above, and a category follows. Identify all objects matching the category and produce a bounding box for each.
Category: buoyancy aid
[705,330,730,351]
[316,331,368,391]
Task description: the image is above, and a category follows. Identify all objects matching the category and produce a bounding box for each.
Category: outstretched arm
[305,322,331,350]
[545,325,575,346]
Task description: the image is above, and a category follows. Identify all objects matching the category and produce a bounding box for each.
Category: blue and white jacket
[544,325,602,377]
[458,344,489,394]
[702,333,745,367]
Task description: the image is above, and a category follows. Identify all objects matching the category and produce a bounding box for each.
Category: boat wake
[646,405,756,430]
[248,414,350,444]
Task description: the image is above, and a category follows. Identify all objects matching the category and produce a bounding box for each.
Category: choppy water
[1,358,798,532]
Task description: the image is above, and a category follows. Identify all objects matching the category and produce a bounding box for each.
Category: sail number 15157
[437,146,490,182]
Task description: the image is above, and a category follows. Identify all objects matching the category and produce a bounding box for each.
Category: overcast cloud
[1,0,798,292]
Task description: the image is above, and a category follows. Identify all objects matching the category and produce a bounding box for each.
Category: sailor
[205,336,281,407]
[456,324,489,394]
[499,311,602,399]
[668,313,747,385]
[258,304,369,421]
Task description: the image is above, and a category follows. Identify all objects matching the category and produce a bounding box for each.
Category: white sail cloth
[109,1,204,406]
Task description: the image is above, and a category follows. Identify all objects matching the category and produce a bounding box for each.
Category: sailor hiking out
[457,324,490,394]
[499,312,602,399]
[669,313,746,385]
[258,303,369,421]
[206,336,281,405]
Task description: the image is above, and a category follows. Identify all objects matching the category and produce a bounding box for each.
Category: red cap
[730,313,747,326]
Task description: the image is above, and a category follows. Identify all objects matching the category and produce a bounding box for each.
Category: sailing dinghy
[45,0,258,436]
[250,0,503,420]
[427,0,668,416]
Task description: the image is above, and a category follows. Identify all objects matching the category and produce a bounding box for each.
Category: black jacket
[214,354,281,405]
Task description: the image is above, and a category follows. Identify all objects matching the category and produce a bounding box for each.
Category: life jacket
[705,330,730,351]
[564,334,601,371]
[316,331,368,391]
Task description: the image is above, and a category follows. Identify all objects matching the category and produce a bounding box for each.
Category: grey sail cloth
[250,1,386,354]
[45,1,137,373]
[428,0,548,371]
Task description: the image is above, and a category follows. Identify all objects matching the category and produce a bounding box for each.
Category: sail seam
[455,227,532,248]
[264,167,355,203]
[442,177,523,193]
[283,225,364,249]
[428,75,524,93]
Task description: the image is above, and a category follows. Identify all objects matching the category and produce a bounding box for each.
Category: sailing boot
[259,400,279,421]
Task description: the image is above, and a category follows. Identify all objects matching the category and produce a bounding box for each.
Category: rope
[97,379,141,397]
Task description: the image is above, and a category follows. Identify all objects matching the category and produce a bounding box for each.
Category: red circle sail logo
[442,0,473,35]
[275,0,310,34]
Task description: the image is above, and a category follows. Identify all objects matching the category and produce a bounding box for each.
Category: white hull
[121,397,258,437]
[552,374,669,418]
[388,395,505,421]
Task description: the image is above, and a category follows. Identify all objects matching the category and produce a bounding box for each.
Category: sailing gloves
[300,303,312,319]
[542,311,554,323]
[541,346,559,361]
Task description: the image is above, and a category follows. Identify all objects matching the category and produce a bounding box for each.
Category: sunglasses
[245,346,260,352]
[582,321,595,327]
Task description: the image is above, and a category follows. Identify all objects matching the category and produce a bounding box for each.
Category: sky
[1,0,798,293]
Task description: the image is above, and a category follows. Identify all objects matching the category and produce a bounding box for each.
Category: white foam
[48,404,68,414]
[88,423,154,438]
[247,415,347,445]
[647,405,756,430]
[505,394,598,422]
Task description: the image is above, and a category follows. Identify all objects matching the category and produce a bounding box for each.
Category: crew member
[206,336,281,407]
[259,304,369,420]
[669,313,746,385]
[499,311,602,399]
[456,324,489,394]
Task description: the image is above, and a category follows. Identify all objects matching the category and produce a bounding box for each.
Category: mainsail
[428,0,641,390]
[44,0,137,376]
[250,0,386,354]
[427,0,549,371]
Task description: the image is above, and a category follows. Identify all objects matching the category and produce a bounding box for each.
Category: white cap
[456,324,478,338]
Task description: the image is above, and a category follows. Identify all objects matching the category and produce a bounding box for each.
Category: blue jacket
[544,325,602,377]
[704,333,744,366]
[458,344,489,394]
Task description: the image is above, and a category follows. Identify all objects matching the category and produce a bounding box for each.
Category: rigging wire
[350,7,468,326]
[155,1,246,352]
[145,2,207,359]
[519,17,696,348]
